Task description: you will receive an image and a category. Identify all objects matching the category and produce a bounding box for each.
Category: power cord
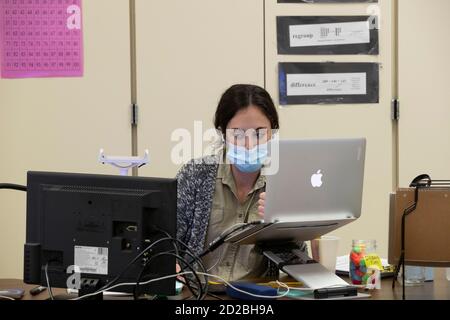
[139,235,209,300]
[88,235,176,296]
[44,262,55,300]
[75,232,207,300]
[197,221,264,259]
[152,228,209,299]
[176,278,224,300]
[134,251,204,300]
[72,271,290,300]
[41,222,261,300]
[0,184,27,192]
[158,237,209,298]
[71,271,195,300]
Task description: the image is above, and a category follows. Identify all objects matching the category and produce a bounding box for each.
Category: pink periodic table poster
[0,0,83,78]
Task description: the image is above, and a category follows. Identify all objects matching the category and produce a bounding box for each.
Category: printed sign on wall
[279,62,379,105]
[277,16,379,55]
[0,0,84,78]
[278,0,378,3]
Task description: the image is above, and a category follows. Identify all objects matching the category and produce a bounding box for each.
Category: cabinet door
[398,0,450,185]
[0,0,132,278]
[264,0,394,257]
[136,0,264,178]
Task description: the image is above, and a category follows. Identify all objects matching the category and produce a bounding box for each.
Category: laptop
[225,138,366,289]
[226,138,366,245]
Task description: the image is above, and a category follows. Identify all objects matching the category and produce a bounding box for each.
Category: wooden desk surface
[0,280,66,300]
[1,269,449,300]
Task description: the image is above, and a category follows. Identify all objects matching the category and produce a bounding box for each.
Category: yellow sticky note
[363,254,383,270]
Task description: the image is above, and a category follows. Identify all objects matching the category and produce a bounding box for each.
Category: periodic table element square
[0,0,84,78]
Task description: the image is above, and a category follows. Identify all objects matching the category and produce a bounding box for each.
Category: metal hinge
[131,103,138,125]
[391,99,400,121]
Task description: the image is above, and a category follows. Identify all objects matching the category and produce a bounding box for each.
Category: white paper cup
[311,235,340,272]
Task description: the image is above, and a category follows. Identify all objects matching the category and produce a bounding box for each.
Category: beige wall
[1,0,449,279]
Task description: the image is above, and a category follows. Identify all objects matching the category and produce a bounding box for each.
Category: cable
[0,295,15,301]
[177,278,200,301]
[178,277,201,300]
[273,281,359,292]
[204,292,224,300]
[151,228,199,298]
[198,221,263,259]
[44,262,55,300]
[41,233,179,301]
[175,252,206,300]
[172,248,209,300]
[207,245,226,272]
[175,254,204,300]
[145,228,208,299]
[219,223,247,238]
[195,272,290,299]
[272,281,314,292]
[75,234,208,300]
[141,236,209,299]
[392,175,430,299]
[203,223,247,271]
[0,184,27,192]
[41,225,269,301]
[178,249,209,299]
[75,224,252,301]
[73,270,290,300]
[71,271,194,300]
[92,235,176,294]
[134,252,204,300]
[162,238,209,298]
[177,278,224,300]
[154,227,179,256]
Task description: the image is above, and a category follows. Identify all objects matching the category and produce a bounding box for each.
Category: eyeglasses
[225,128,270,145]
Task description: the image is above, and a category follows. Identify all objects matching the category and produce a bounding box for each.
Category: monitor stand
[262,247,349,289]
[282,262,349,289]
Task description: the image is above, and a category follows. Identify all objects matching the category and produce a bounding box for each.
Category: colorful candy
[349,242,382,288]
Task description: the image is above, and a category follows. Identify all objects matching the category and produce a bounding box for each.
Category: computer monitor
[23,171,177,298]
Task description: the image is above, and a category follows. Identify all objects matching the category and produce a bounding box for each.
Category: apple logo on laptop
[311,170,323,188]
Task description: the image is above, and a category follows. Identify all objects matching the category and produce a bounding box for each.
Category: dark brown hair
[214,84,279,135]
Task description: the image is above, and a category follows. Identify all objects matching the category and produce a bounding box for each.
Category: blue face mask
[226,143,268,173]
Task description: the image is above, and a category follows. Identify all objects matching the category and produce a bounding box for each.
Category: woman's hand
[257,192,266,218]
[176,263,185,282]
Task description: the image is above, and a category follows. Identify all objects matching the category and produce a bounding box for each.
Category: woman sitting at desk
[176,84,306,281]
